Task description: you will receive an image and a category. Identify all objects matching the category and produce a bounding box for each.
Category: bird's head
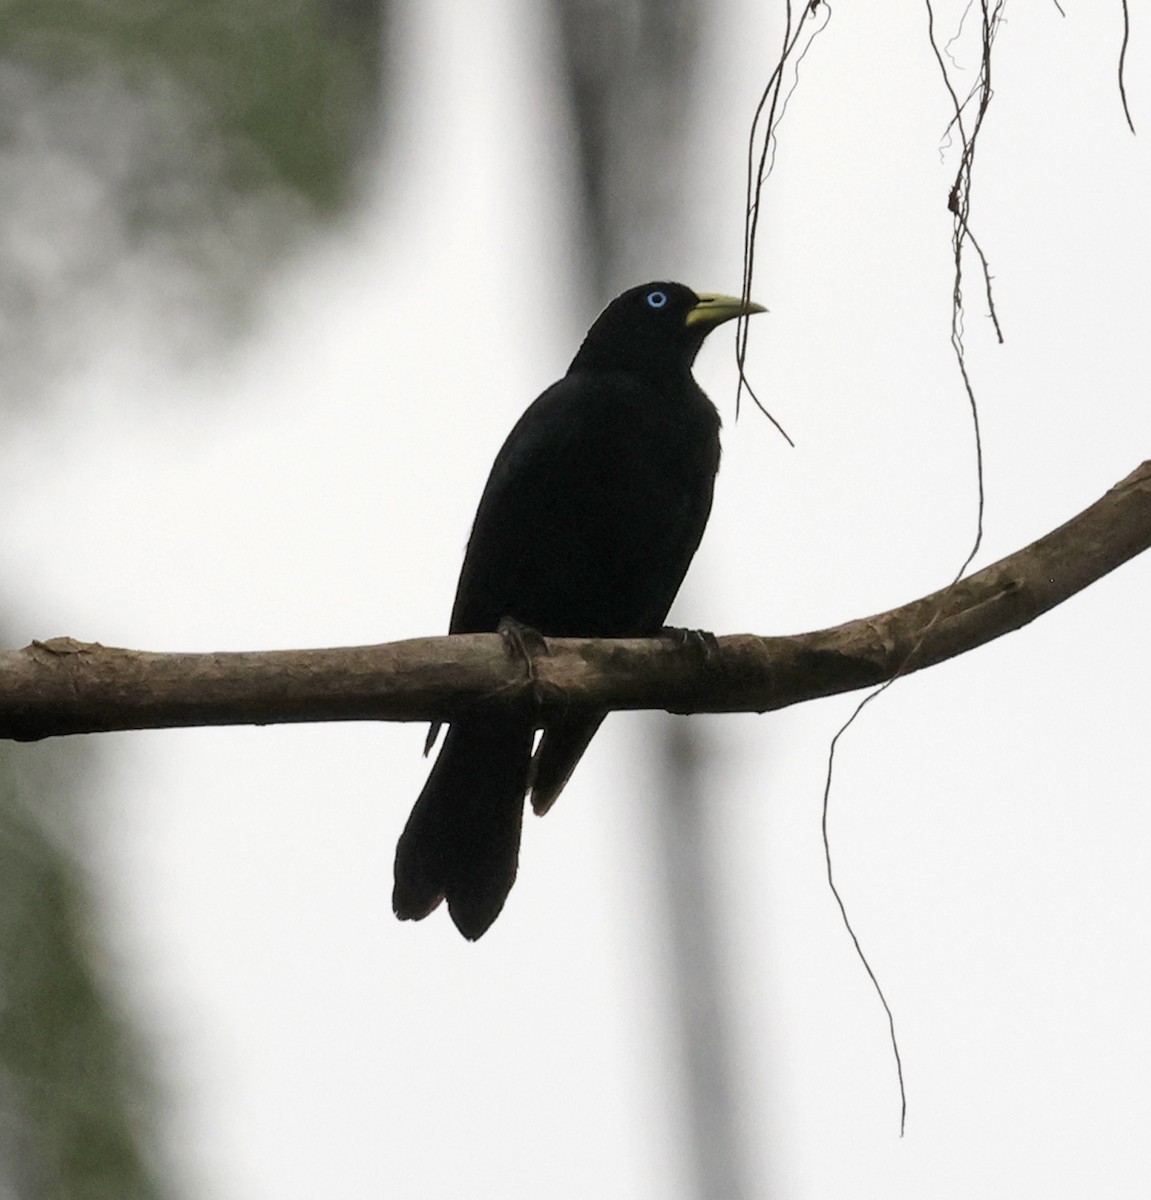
[569,281,765,374]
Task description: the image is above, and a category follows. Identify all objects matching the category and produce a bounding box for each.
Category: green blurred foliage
[0,0,386,400]
[0,0,382,209]
[0,4,385,1194]
[0,743,163,1199]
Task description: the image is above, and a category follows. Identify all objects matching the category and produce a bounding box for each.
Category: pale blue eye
[645,290,668,310]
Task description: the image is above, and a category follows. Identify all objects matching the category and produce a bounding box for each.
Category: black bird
[393,281,765,939]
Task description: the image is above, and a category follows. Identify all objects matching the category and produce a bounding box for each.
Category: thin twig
[1119,0,1137,134]
[736,0,830,444]
[819,0,1007,1135]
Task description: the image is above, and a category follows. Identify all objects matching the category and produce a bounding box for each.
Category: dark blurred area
[548,0,702,295]
[549,4,755,1197]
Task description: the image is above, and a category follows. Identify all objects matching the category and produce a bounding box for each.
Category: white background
[2,1,1149,1196]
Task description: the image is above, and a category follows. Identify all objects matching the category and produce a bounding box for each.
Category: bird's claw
[498,615,548,683]
[659,625,719,661]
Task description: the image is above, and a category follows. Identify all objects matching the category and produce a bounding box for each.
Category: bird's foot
[659,625,720,661]
[497,615,549,683]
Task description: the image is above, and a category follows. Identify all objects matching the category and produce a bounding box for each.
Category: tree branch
[2,462,1148,742]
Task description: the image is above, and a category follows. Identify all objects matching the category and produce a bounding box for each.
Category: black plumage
[393,281,764,938]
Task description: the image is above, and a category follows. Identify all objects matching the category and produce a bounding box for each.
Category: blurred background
[0,1,1149,1196]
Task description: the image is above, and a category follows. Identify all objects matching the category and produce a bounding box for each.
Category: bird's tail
[528,711,606,815]
[393,717,534,940]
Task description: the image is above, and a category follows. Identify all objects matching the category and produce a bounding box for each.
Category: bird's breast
[450,370,721,638]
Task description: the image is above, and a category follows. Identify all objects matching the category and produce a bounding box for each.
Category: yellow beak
[684,292,767,329]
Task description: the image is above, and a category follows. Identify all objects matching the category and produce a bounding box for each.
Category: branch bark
[2,462,1148,742]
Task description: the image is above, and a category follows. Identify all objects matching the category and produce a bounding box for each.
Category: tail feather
[393,717,534,939]
[529,712,606,815]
